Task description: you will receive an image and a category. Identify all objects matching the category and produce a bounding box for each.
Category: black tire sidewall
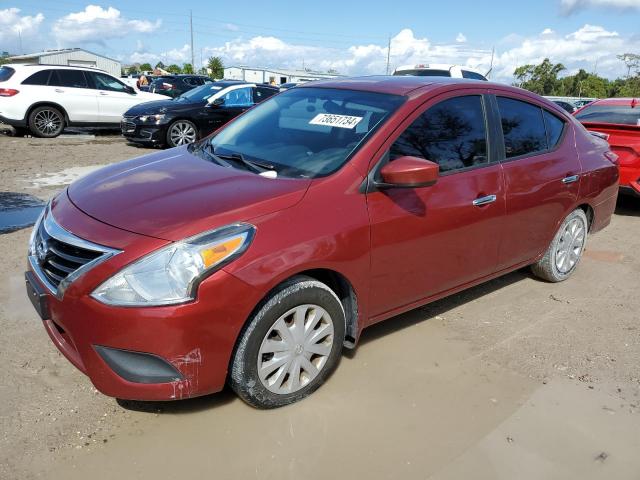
[29,106,64,138]
[549,209,588,281]
[230,279,345,408]
[166,120,197,148]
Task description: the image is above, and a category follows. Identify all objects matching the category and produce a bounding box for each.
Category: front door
[203,85,254,132]
[90,72,141,124]
[367,92,505,319]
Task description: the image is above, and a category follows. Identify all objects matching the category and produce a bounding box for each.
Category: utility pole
[385,35,391,75]
[190,10,195,69]
[18,28,23,54]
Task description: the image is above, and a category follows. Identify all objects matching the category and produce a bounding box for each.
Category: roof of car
[299,75,496,96]
[587,98,638,106]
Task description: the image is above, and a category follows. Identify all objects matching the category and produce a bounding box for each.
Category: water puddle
[0,192,44,234]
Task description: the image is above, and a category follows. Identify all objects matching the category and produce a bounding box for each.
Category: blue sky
[2,0,640,80]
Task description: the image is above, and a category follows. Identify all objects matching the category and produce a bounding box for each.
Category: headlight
[92,223,255,306]
[138,114,165,123]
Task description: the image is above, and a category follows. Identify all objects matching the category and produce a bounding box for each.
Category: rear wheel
[531,209,588,282]
[28,106,65,138]
[166,120,197,147]
[229,276,345,408]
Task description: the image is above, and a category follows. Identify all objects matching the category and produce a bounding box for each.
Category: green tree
[139,62,153,72]
[207,56,224,79]
[166,64,182,74]
[513,58,565,95]
[617,53,640,78]
[126,64,140,75]
[182,63,194,74]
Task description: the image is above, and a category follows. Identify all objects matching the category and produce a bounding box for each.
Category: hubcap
[169,122,196,146]
[34,110,62,135]
[555,217,586,274]
[257,304,334,395]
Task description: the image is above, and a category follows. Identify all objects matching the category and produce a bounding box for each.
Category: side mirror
[376,156,439,188]
[210,97,225,107]
[124,85,136,95]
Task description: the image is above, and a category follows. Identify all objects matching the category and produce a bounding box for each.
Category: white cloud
[456,33,467,43]
[560,0,640,14]
[0,8,45,49]
[52,5,161,45]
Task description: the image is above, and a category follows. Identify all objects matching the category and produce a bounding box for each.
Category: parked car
[0,64,166,137]
[121,81,279,147]
[575,97,640,196]
[149,75,212,98]
[393,64,487,80]
[552,100,577,114]
[279,82,302,91]
[26,76,618,408]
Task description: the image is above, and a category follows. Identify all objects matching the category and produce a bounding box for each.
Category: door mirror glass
[378,156,439,188]
[211,97,225,107]
[124,85,136,94]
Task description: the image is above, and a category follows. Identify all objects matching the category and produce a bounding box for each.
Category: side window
[220,87,253,107]
[255,87,277,103]
[462,70,486,81]
[22,70,52,86]
[91,72,129,92]
[497,97,547,158]
[390,95,488,173]
[50,69,88,88]
[543,110,565,148]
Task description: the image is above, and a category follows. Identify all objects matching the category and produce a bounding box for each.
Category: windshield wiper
[213,150,276,174]
[197,142,233,168]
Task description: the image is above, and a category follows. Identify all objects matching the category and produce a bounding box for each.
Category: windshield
[176,83,225,102]
[204,87,405,178]
[576,104,640,126]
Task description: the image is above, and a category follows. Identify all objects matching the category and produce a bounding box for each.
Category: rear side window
[22,70,51,85]
[390,95,488,173]
[497,97,547,158]
[462,70,487,81]
[543,110,565,147]
[50,69,88,88]
[0,66,15,82]
[255,87,277,102]
[575,104,640,126]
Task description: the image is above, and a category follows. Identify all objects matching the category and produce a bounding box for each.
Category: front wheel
[28,106,65,138]
[229,276,345,408]
[166,120,198,147]
[531,208,588,282]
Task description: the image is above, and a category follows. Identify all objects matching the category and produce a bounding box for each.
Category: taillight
[589,130,609,141]
[604,151,619,165]
[0,88,19,97]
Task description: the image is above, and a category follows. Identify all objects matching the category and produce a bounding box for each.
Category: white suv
[393,64,487,81]
[0,64,167,137]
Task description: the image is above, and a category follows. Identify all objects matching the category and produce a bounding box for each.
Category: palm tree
[207,56,224,79]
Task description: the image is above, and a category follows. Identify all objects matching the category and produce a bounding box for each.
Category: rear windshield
[203,87,405,178]
[575,104,640,126]
[0,66,15,82]
[393,69,451,77]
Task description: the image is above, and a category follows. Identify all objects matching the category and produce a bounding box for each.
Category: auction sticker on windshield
[309,113,363,129]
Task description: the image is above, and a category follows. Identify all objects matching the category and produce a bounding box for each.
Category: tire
[229,276,345,409]
[531,208,588,282]
[166,120,198,147]
[28,106,65,138]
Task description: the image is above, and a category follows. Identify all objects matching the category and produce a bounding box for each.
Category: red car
[26,77,618,408]
[575,97,640,196]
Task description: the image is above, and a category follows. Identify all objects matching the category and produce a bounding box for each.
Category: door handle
[472,194,497,207]
[562,175,579,184]
[99,91,109,96]
[54,89,64,93]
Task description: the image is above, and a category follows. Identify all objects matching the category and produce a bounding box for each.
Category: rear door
[89,72,142,123]
[367,90,506,318]
[490,93,581,270]
[48,70,99,122]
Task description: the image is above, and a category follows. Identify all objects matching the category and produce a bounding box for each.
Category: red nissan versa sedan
[574,97,640,197]
[26,76,618,408]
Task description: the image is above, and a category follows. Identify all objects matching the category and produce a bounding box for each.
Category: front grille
[29,206,120,297]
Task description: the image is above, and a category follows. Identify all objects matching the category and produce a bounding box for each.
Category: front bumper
[27,195,261,400]
[121,118,167,145]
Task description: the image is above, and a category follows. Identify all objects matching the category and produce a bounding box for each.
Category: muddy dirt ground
[0,132,639,480]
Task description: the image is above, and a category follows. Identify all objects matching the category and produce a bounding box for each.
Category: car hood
[125,99,202,116]
[67,147,311,241]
